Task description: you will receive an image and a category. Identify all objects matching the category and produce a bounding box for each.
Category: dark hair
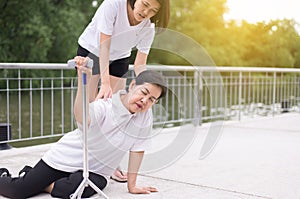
[135,70,167,99]
[128,0,170,33]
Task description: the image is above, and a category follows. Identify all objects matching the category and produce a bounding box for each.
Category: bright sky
[224,0,300,24]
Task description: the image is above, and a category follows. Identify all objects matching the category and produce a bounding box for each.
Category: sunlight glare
[224,0,300,24]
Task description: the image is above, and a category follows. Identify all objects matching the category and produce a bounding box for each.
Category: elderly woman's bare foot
[110,167,127,183]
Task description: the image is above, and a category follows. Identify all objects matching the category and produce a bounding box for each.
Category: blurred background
[0,0,299,67]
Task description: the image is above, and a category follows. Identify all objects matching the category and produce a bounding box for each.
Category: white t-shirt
[78,0,155,61]
[42,90,153,177]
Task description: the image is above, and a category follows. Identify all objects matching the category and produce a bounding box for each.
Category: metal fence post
[61,70,64,134]
[238,71,242,121]
[194,70,202,126]
[199,71,203,126]
[272,72,277,116]
[18,69,22,138]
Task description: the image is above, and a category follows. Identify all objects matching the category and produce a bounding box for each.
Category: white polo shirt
[42,90,152,177]
[78,0,155,60]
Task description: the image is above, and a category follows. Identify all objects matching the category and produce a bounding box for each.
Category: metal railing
[0,63,300,145]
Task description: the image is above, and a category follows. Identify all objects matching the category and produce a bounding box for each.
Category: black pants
[0,160,107,199]
[77,45,130,77]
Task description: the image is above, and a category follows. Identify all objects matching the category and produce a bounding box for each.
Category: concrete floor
[0,113,299,199]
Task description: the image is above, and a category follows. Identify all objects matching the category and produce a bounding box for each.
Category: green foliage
[156,0,300,68]
[1,0,51,62]
[0,0,300,68]
[0,0,101,88]
[0,0,99,63]
[232,19,299,67]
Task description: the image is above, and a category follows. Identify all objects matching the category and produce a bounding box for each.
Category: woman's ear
[128,80,136,92]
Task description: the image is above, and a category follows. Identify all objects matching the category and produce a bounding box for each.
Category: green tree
[228,19,300,67]
[1,0,300,68]
[268,19,300,67]
[1,0,52,62]
[0,0,101,88]
[155,0,300,68]
[149,0,228,65]
[0,0,99,63]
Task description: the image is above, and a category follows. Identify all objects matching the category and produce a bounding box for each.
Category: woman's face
[133,0,161,22]
[123,83,162,113]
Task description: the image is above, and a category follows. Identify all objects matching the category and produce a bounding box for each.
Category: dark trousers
[77,45,130,77]
[0,160,107,199]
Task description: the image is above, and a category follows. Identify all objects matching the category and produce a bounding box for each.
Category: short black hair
[128,0,170,33]
[135,70,167,99]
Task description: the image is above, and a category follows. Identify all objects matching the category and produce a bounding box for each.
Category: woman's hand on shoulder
[95,84,112,101]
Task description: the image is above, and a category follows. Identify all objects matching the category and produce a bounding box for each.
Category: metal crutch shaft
[70,61,109,199]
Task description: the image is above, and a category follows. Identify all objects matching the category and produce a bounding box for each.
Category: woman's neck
[127,1,140,26]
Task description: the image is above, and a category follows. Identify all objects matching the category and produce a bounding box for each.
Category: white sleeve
[94,0,118,35]
[88,100,106,129]
[130,130,152,152]
[130,113,153,152]
[76,100,106,131]
[136,24,155,54]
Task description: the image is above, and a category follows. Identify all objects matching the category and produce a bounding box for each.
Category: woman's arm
[74,57,92,126]
[133,51,148,76]
[127,151,158,194]
[96,32,113,100]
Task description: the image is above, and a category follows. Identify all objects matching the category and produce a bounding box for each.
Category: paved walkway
[0,113,299,199]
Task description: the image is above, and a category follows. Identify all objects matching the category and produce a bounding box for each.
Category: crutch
[68,59,109,199]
